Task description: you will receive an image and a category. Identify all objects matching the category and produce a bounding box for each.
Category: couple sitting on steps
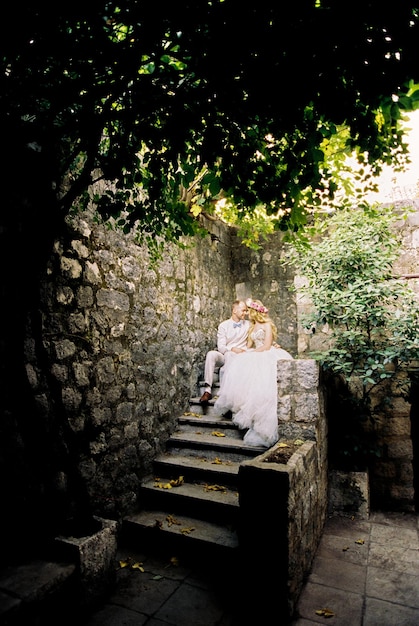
[200,299,293,448]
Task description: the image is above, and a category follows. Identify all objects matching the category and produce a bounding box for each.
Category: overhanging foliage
[2,1,419,249]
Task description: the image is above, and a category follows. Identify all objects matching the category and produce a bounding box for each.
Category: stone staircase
[120,376,266,563]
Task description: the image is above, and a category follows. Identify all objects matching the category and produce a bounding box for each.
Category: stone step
[176,418,241,439]
[153,452,240,487]
[121,509,239,561]
[121,383,265,565]
[181,405,224,418]
[187,398,222,418]
[139,478,239,525]
[178,414,233,427]
[166,431,265,463]
[198,379,221,391]
[0,559,77,625]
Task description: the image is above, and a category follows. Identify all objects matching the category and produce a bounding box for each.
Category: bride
[214,298,293,447]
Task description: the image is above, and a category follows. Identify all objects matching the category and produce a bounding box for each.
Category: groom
[199,300,249,403]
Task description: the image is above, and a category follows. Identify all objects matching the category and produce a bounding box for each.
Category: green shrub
[287,204,419,467]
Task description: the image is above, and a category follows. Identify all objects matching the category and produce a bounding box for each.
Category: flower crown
[246,298,269,314]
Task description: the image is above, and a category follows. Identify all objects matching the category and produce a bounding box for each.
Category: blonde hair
[247,300,277,343]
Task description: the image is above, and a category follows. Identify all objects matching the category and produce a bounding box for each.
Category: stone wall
[238,361,327,619]
[23,207,296,522]
[368,374,415,510]
[358,206,419,511]
[19,198,419,531]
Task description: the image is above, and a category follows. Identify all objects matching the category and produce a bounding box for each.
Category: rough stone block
[328,470,370,519]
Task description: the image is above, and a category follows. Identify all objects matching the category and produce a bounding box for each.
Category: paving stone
[368,543,419,576]
[370,522,419,548]
[153,581,229,626]
[0,590,21,614]
[0,560,75,601]
[290,617,319,626]
[366,565,419,609]
[109,570,182,616]
[368,511,418,530]
[308,555,367,594]
[116,549,193,582]
[294,581,364,625]
[364,596,419,626]
[315,533,369,566]
[323,514,372,537]
[82,604,148,625]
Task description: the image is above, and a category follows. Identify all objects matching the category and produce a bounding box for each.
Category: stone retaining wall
[368,374,415,510]
[238,361,327,619]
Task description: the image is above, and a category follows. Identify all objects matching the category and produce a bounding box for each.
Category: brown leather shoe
[199,391,212,404]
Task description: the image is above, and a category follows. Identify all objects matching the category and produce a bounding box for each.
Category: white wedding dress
[214,329,293,447]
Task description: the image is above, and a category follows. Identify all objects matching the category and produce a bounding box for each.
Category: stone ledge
[237,440,327,619]
[0,559,76,624]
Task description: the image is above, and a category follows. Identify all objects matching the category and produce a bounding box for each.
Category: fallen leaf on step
[154,476,184,489]
[211,457,233,465]
[166,514,181,527]
[355,538,365,545]
[204,483,227,493]
[169,476,184,487]
[118,559,131,568]
[153,575,163,580]
[211,431,226,437]
[315,607,335,618]
[342,545,350,551]
[183,411,202,417]
[277,442,289,448]
[180,527,196,535]
[154,481,172,489]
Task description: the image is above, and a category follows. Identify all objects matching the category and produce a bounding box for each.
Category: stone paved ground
[81,547,237,626]
[79,511,419,626]
[291,510,419,626]
[2,510,417,625]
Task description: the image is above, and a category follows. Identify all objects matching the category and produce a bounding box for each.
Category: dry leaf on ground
[131,562,145,572]
[315,607,335,618]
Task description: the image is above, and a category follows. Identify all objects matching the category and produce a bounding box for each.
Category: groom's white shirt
[217,318,250,354]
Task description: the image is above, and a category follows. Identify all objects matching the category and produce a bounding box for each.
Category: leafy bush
[287,204,419,467]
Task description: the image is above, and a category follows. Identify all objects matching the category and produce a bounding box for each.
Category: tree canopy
[2,1,419,249]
